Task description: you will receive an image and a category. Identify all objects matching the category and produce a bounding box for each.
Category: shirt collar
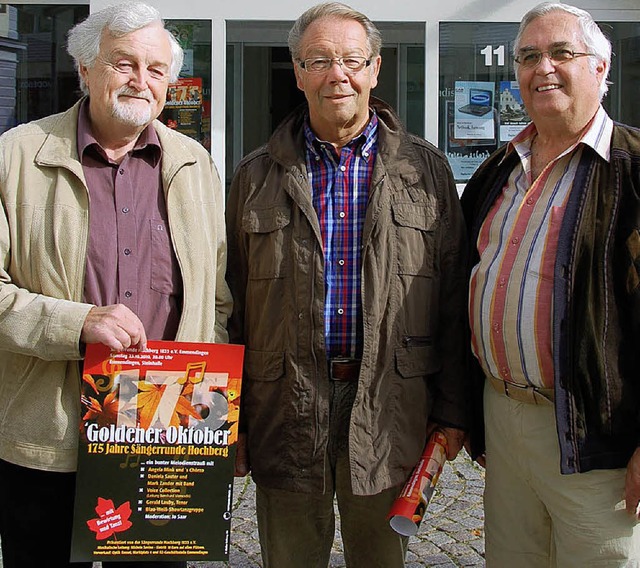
[303,111,378,162]
[502,105,613,166]
[76,97,162,166]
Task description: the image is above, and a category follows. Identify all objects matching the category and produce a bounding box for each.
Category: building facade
[3,0,639,188]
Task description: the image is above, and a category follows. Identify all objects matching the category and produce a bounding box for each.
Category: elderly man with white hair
[0,3,231,567]
[462,2,640,566]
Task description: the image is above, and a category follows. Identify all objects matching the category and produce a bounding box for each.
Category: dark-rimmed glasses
[299,56,371,74]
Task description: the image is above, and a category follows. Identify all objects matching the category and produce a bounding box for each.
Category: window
[439,21,640,182]
[0,4,88,135]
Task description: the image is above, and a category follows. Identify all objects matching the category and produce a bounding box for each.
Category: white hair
[514,2,612,99]
[67,2,184,95]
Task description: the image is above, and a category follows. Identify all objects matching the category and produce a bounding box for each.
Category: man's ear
[293,60,305,92]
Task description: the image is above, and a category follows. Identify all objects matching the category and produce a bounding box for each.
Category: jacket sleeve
[210,158,233,344]
[427,153,471,430]
[225,163,249,348]
[0,195,92,362]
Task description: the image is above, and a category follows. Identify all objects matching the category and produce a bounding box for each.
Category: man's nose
[326,59,349,81]
[128,67,150,89]
[536,52,557,73]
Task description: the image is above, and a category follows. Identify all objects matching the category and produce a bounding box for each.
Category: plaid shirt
[304,114,378,359]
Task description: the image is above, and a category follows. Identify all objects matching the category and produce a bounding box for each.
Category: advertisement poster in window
[70,341,244,562]
[454,81,496,140]
[445,98,497,183]
[499,80,530,143]
[163,77,203,141]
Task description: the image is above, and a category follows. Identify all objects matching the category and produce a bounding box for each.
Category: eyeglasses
[514,48,595,68]
[299,56,371,74]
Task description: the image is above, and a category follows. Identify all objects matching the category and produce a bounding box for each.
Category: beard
[110,86,155,127]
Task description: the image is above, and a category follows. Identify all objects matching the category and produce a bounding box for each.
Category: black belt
[329,358,361,381]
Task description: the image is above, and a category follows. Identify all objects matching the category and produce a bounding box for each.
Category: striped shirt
[469,106,613,389]
[304,114,378,359]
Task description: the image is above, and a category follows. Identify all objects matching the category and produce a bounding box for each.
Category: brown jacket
[226,98,468,495]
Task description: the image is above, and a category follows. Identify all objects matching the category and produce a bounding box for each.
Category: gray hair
[288,2,382,61]
[514,2,612,99]
[67,2,184,95]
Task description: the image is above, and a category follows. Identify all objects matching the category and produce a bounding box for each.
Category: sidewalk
[0,453,485,568]
[215,452,486,568]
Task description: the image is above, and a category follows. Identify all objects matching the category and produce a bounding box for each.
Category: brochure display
[498,80,530,142]
[70,341,244,562]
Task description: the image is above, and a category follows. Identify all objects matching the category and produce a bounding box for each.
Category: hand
[463,438,486,468]
[81,304,147,351]
[426,422,466,460]
[234,432,250,477]
[624,448,640,518]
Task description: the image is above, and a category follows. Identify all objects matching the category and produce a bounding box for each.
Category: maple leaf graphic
[86,497,132,540]
[82,389,120,427]
[137,380,202,429]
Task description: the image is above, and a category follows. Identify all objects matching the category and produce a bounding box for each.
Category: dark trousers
[0,459,186,568]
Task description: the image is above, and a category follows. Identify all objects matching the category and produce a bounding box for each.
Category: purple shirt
[304,113,378,359]
[78,100,182,341]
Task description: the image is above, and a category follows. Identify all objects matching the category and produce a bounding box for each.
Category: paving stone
[0,453,486,568]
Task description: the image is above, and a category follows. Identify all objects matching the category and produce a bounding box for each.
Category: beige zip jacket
[0,100,232,472]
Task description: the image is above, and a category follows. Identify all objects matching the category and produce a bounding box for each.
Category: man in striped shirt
[462,3,640,566]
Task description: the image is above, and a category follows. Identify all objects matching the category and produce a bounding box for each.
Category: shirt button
[298,312,303,320]
[339,211,346,218]
[526,198,534,205]
[337,308,344,315]
[493,322,500,331]
[340,165,346,172]
[315,156,320,161]
[512,236,520,245]
[499,277,506,287]
[338,259,345,266]
[124,248,131,256]
[124,290,132,298]
[122,207,130,214]
[119,169,124,175]
[363,151,369,157]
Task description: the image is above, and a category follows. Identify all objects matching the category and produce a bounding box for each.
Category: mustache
[116,86,153,102]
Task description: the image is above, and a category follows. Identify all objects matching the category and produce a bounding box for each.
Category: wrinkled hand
[234,433,250,477]
[426,423,466,460]
[463,438,486,468]
[81,304,147,351]
[624,448,640,518]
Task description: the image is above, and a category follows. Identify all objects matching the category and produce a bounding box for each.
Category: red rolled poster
[388,430,448,536]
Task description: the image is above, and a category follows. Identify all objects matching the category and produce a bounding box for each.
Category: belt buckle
[329,357,358,381]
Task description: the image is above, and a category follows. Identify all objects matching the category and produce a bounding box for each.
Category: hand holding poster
[71,341,244,562]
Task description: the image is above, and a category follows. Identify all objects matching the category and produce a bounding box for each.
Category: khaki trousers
[255,381,407,568]
[484,382,640,567]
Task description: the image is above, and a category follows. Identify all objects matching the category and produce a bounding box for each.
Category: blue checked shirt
[304,114,379,360]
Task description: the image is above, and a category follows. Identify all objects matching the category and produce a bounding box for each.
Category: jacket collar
[268,96,422,188]
[33,97,196,187]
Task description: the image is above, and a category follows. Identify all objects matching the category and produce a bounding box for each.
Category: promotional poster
[71,341,244,562]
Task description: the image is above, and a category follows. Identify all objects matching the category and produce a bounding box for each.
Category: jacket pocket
[392,202,436,276]
[242,206,291,280]
[244,348,285,382]
[395,342,442,378]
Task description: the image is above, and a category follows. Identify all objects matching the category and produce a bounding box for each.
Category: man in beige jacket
[0,3,231,567]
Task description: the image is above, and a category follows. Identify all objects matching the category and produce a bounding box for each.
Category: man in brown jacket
[226,3,469,566]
